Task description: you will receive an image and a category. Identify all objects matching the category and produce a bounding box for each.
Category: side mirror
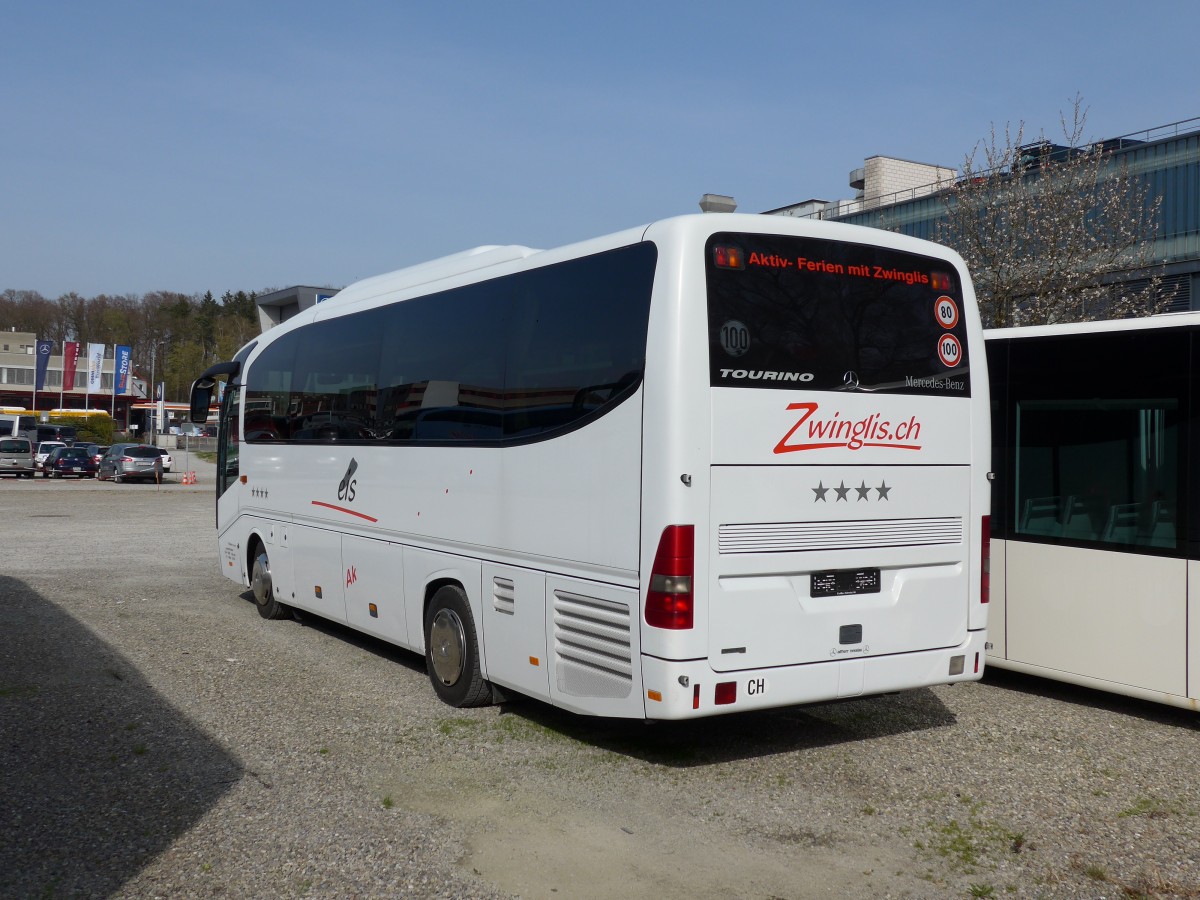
[189,360,241,425]
[189,378,215,424]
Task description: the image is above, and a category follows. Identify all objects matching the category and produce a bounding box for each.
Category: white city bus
[986,315,1200,711]
[190,213,990,719]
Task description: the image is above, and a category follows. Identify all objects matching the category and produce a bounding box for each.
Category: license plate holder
[811,568,881,598]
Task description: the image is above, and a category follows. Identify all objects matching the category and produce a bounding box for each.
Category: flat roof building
[768,117,1200,312]
[255,285,339,331]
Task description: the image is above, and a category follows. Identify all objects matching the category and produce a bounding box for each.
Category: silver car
[97,443,164,483]
[0,437,35,478]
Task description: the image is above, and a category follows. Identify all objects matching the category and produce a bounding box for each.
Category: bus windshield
[706,232,971,396]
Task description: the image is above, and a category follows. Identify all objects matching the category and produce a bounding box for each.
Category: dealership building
[0,332,143,428]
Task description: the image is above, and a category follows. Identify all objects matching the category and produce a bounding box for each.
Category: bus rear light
[930,271,954,292]
[980,515,991,604]
[714,682,737,705]
[645,525,695,629]
[713,245,744,269]
[693,683,701,709]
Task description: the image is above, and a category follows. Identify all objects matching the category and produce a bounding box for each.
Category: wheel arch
[243,529,269,589]
[423,575,465,622]
[409,557,485,668]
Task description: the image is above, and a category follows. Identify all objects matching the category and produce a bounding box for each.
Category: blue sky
[3,1,1197,299]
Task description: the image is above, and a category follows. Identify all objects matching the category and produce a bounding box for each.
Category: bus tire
[424,585,492,708]
[250,540,288,620]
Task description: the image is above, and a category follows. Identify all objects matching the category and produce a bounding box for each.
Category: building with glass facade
[767,117,1200,311]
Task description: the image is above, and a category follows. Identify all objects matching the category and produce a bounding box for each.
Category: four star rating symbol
[812,480,891,502]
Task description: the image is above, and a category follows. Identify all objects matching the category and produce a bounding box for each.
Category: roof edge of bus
[330,245,543,307]
[985,309,1200,340]
[642,212,969,255]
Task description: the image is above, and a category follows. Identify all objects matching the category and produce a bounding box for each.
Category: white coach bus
[189,213,990,719]
[986,314,1200,711]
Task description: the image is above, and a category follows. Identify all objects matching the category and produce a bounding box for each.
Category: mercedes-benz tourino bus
[190,213,990,719]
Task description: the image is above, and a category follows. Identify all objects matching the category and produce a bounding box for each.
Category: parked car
[0,437,35,478]
[42,446,99,478]
[33,424,77,445]
[97,443,164,483]
[34,441,67,471]
[154,447,174,472]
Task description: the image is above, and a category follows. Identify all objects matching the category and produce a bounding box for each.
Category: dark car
[97,443,164,483]
[43,445,100,478]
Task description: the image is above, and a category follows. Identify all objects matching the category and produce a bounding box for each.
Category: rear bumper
[641,629,987,720]
[117,466,162,480]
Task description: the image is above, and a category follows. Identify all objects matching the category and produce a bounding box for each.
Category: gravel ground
[2,462,1200,899]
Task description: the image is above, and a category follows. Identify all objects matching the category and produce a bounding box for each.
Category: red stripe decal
[311,501,378,523]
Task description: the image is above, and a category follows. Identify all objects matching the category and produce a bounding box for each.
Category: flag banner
[87,343,105,393]
[115,345,132,394]
[63,341,80,390]
[35,340,52,391]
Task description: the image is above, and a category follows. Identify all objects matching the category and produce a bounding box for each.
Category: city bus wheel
[424,585,493,708]
[250,541,288,620]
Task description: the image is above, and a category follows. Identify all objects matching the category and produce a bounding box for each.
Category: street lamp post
[148,343,164,444]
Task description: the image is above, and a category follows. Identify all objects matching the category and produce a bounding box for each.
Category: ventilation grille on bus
[492,576,515,616]
[552,590,632,699]
[718,517,963,554]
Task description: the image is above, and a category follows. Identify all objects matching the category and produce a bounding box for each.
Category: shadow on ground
[0,576,242,899]
[983,666,1200,731]
[272,593,957,768]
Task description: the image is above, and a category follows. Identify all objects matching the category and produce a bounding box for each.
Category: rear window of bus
[706,232,971,396]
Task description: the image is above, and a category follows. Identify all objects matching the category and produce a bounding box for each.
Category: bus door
[704,232,977,673]
[216,384,243,537]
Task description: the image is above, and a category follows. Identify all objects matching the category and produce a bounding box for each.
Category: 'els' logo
[338,458,358,502]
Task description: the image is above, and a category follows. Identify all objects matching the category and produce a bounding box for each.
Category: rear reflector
[980,515,991,604]
[714,682,737,705]
[645,525,694,629]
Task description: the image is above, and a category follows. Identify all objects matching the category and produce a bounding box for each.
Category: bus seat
[1101,503,1141,543]
[1019,496,1062,536]
[1060,497,1096,540]
[1146,501,1176,548]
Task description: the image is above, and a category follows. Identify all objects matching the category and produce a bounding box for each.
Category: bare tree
[937,95,1165,328]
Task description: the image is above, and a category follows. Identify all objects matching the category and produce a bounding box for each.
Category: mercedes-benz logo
[843,370,859,389]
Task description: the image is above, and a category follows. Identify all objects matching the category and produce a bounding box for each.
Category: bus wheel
[250,541,288,620]
[424,585,492,708]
